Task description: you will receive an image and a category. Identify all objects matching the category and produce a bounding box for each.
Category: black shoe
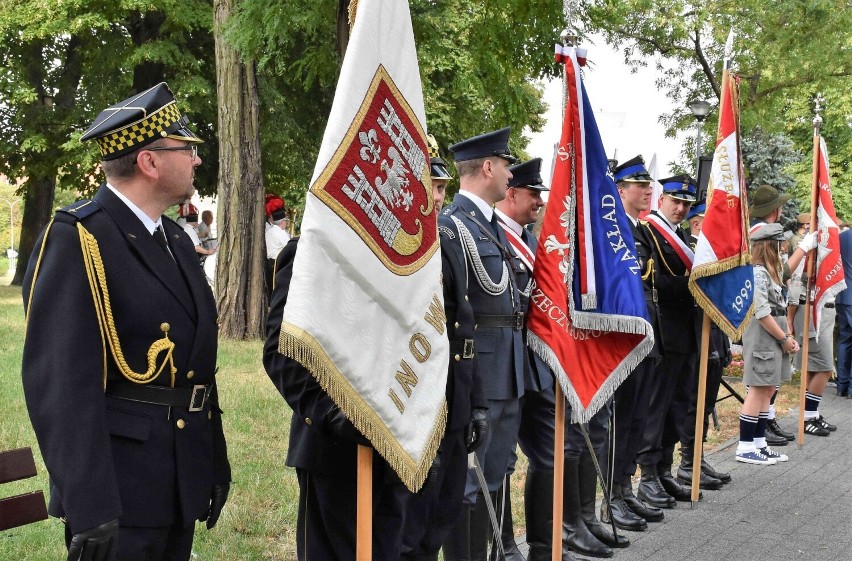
[676,466,723,490]
[700,459,731,484]
[600,496,647,532]
[767,419,795,441]
[636,465,675,508]
[585,519,630,549]
[563,458,613,558]
[621,486,664,522]
[659,472,701,501]
[817,415,837,432]
[804,418,831,436]
[765,431,789,447]
[838,389,849,397]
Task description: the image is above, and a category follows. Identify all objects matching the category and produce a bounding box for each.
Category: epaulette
[57,199,101,221]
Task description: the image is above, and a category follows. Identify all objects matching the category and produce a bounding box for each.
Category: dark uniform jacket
[439,195,525,401]
[21,185,230,534]
[632,219,664,358]
[644,211,699,354]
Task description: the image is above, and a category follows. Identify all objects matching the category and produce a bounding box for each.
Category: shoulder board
[57,199,101,221]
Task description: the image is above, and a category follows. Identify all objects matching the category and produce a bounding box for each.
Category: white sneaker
[736,449,777,465]
[759,446,788,462]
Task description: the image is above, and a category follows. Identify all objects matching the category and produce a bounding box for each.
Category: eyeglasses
[145,145,198,160]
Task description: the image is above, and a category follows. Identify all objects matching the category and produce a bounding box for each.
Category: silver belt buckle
[514,313,524,330]
[189,385,209,412]
[463,339,475,359]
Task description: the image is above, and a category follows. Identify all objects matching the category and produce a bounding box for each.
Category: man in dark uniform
[602,156,667,530]
[264,238,412,560]
[438,128,525,560]
[401,138,488,561]
[21,83,231,561]
[678,202,733,487]
[638,175,721,505]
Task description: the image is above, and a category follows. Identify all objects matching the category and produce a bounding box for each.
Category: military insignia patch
[311,65,437,275]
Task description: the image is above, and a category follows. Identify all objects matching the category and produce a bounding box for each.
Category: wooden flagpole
[552,385,566,561]
[356,444,372,560]
[690,313,712,504]
[796,100,823,448]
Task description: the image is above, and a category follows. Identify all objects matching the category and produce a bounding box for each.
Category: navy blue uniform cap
[612,155,652,183]
[508,158,548,191]
[449,127,518,163]
[659,174,697,202]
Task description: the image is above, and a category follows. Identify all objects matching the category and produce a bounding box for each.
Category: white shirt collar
[106,183,162,235]
[656,211,679,231]
[456,190,494,222]
[493,208,523,235]
[627,214,639,226]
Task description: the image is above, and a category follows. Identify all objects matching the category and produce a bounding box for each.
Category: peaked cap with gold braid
[81,82,202,160]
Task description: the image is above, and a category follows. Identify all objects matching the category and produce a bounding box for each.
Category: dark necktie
[153,226,170,253]
[490,214,502,238]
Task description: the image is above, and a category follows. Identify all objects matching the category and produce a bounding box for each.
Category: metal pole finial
[813,93,824,129]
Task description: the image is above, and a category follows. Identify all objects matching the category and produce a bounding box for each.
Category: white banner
[278,0,448,492]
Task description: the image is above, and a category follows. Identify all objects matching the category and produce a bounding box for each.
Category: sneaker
[817,415,837,432]
[736,449,777,465]
[804,418,831,436]
[759,447,788,462]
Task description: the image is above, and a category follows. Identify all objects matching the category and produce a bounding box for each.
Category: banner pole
[356,444,372,561]
[797,126,821,448]
[552,384,566,561]
[691,312,711,505]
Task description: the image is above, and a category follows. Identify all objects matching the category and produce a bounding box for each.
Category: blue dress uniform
[636,175,702,505]
[21,84,230,561]
[264,238,411,561]
[401,142,486,561]
[438,128,526,560]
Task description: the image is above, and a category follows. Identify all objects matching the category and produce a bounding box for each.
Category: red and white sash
[496,219,535,272]
[645,213,694,271]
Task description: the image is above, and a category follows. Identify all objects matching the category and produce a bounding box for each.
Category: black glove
[465,408,488,452]
[202,482,230,529]
[325,406,370,447]
[66,519,119,561]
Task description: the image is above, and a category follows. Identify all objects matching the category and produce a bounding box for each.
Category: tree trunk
[13,175,56,285]
[213,0,267,339]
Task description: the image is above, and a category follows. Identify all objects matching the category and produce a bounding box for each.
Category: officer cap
[687,202,706,221]
[427,134,452,180]
[265,194,287,222]
[612,155,652,183]
[659,174,697,202]
[508,158,549,191]
[750,222,785,241]
[748,184,791,218]
[81,82,202,161]
[449,127,518,164]
[796,212,812,225]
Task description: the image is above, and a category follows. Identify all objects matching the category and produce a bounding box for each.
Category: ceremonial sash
[646,213,695,271]
[496,219,535,271]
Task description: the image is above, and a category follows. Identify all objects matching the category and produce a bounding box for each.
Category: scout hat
[659,174,698,202]
[748,184,791,218]
[687,202,706,221]
[449,127,518,163]
[508,158,549,191]
[750,222,785,241]
[427,134,452,180]
[796,212,812,225]
[612,155,652,183]
[265,194,287,222]
[81,82,202,160]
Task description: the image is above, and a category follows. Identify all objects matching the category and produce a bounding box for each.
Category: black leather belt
[475,313,524,330]
[771,310,786,317]
[450,339,475,359]
[825,302,835,309]
[106,381,212,412]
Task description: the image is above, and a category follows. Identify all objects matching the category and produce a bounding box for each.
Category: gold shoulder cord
[641,257,655,281]
[76,224,176,389]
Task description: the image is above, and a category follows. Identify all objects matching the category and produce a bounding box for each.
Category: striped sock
[805,391,821,420]
[754,411,769,448]
[738,413,759,451]
[768,386,780,419]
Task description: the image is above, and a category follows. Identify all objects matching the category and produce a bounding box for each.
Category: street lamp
[0,197,21,259]
[688,100,712,176]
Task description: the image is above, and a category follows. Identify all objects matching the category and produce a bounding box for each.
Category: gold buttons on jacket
[305,417,313,426]
[454,354,461,362]
[186,370,195,380]
[208,411,212,420]
[176,419,186,429]
[455,322,460,329]
[464,295,469,301]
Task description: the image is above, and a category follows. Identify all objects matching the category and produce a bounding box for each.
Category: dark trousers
[636,351,694,467]
[296,457,410,561]
[611,358,653,485]
[660,351,699,464]
[566,404,610,461]
[402,428,467,556]
[65,521,194,561]
[517,383,563,471]
[464,398,521,503]
[836,303,852,393]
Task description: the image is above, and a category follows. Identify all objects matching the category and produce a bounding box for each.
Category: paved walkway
[520,390,851,561]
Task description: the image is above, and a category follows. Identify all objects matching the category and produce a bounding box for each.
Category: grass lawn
[0,277,805,559]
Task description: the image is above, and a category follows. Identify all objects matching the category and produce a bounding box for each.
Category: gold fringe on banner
[348,0,359,31]
[689,252,754,341]
[279,322,446,492]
